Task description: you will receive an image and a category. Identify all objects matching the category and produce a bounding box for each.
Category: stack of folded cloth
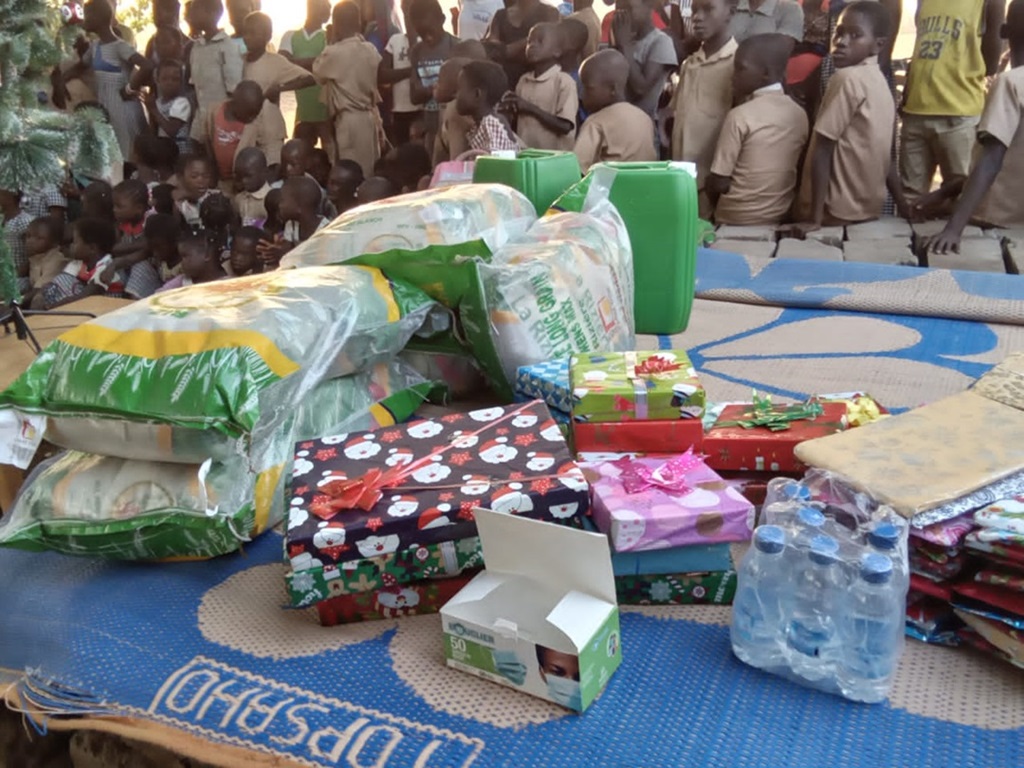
[905,514,977,645]
[951,499,1024,667]
[578,450,753,605]
[284,400,592,625]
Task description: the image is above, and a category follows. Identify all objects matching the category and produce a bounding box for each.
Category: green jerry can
[472,150,582,215]
[594,162,699,335]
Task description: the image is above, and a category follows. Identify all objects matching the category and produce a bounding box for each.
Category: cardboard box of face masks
[441,509,621,712]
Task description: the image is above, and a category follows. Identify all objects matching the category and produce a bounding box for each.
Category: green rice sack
[0,266,442,463]
[0,362,435,560]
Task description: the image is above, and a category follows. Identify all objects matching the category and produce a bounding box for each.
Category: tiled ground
[710,219,1022,274]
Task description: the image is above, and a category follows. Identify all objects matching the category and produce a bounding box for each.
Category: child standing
[242,12,317,104]
[205,81,287,192]
[794,2,902,230]
[669,0,737,215]
[570,0,602,59]
[233,147,272,227]
[504,22,579,151]
[73,0,153,160]
[280,0,333,149]
[574,49,657,171]
[146,59,193,153]
[457,60,522,153]
[611,0,678,120]
[188,0,245,145]
[381,0,423,146]
[433,55,480,163]
[409,0,458,154]
[1,190,33,295]
[41,219,125,308]
[925,0,1024,253]
[313,2,383,176]
[708,34,809,225]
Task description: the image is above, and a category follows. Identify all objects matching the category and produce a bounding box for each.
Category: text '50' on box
[441,508,621,712]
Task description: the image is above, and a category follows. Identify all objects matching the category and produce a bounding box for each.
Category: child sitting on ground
[174,154,215,228]
[131,135,179,187]
[924,0,1024,254]
[327,160,364,215]
[233,147,272,228]
[228,225,264,276]
[112,179,151,259]
[308,148,332,190]
[457,60,522,154]
[200,193,237,253]
[707,34,809,226]
[381,143,434,193]
[40,218,125,308]
[143,214,182,285]
[669,0,737,216]
[502,22,578,151]
[20,217,68,308]
[257,176,328,268]
[356,176,398,205]
[272,139,333,216]
[793,2,905,231]
[574,49,656,171]
[158,231,227,291]
[262,188,284,237]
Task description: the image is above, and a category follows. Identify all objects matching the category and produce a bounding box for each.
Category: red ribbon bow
[634,355,682,376]
[315,467,403,516]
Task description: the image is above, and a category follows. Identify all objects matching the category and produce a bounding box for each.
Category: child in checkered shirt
[1,189,34,297]
[456,60,523,155]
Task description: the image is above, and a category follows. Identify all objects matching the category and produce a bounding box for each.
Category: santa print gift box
[286,401,590,575]
[703,397,848,473]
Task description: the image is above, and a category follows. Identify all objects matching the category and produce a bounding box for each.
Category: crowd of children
[4,0,1024,311]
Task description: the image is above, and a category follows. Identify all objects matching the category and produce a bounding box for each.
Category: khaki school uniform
[711,86,810,226]
[204,101,287,185]
[574,102,657,172]
[313,35,382,177]
[434,100,475,164]
[515,65,579,151]
[670,38,737,215]
[797,56,895,223]
[973,67,1024,229]
[244,52,311,141]
[189,31,245,142]
[569,7,601,59]
[29,248,69,288]
[235,182,272,227]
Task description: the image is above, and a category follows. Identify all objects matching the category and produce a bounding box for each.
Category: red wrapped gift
[572,419,703,454]
[717,470,801,507]
[315,573,476,626]
[703,401,847,473]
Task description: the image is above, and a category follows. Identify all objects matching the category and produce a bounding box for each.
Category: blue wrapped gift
[513,394,570,424]
[580,517,734,574]
[515,359,572,415]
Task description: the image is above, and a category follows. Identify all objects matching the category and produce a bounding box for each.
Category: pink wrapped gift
[580,452,755,552]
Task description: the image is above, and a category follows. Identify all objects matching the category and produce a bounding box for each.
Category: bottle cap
[797,506,825,529]
[868,522,901,551]
[781,483,813,502]
[808,535,839,565]
[754,525,786,554]
[861,552,893,584]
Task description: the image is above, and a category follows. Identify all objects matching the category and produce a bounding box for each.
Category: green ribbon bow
[718,392,825,432]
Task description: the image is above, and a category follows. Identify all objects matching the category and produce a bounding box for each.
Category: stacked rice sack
[0,267,440,560]
[281,178,635,397]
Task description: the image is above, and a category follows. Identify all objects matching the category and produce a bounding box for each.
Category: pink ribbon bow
[612,450,704,495]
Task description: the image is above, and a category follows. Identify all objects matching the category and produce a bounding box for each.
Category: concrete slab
[804,226,845,248]
[709,239,778,259]
[927,238,1006,273]
[713,225,778,242]
[775,238,844,261]
[911,220,984,240]
[1000,235,1024,275]
[845,218,913,240]
[843,238,918,266]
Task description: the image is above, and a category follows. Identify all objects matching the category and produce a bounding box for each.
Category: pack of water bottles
[730,471,909,703]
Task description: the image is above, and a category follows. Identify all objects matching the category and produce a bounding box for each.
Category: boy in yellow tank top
[900,0,1004,200]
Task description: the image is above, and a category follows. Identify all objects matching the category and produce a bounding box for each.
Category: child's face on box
[538,648,580,681]
[831,9,882,68]
[691,0,733,43]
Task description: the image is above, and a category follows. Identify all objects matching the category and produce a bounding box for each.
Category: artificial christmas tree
[0,0,120,302]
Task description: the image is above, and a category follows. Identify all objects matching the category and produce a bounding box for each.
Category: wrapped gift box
[514,394,569,424]
[286,401,589,573]
[570,351,705,423]
[615,571,737,605]
[704,401,848,473]
[286,536,483,607]
[515,359,572,415]
[316,573,475,626]
[573,419,703,454]
[580,515,734,571]
[581,452,755,552]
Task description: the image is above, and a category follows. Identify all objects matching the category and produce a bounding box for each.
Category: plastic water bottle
[838,553,904,703]
[731,526,789,669]
[792,507,827,550]
[786,535,842,681]
[866,522,908,591]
